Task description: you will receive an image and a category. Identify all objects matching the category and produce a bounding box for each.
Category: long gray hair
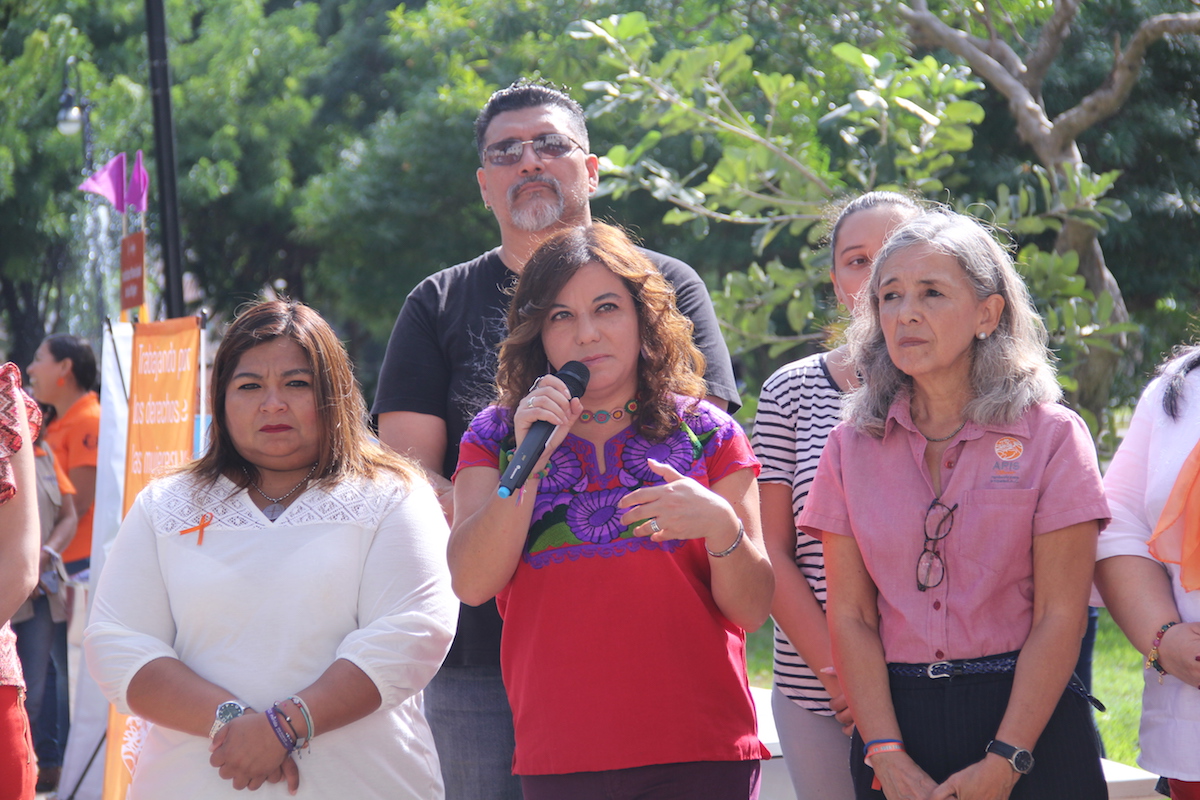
[843,210,1060,437]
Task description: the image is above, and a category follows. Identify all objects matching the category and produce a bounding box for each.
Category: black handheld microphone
[497,360,590,498]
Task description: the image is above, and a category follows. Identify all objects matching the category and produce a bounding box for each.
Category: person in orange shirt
[26,334,99,572]
[25,333,99,795]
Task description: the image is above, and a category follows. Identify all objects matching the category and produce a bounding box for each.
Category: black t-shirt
[373,246,739,665]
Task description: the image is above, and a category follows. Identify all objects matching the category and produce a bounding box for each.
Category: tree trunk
[1056,219,1125,415]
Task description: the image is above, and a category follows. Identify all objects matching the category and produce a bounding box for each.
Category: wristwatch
[209,700,249,740]
[986,739,1034,774]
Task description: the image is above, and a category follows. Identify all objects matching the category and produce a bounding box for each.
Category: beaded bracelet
[265,707,296,753]
[706,523,745,558]
[1145,621,1180,684]
[290,694,316,745]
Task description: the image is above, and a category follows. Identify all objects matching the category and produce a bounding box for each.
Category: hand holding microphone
[498,361,590,498]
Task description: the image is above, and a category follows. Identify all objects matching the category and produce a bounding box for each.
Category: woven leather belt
[888,653,1018,679]
[887,654,1106,711]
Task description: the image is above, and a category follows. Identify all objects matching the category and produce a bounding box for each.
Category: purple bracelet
[264,706,296,753]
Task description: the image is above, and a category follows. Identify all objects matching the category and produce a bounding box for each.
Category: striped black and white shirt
[751,353,843,715]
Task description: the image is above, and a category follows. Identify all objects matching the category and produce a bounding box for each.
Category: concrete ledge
[751,686,1160,800]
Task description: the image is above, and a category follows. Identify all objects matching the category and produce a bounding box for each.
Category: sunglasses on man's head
[482,133,584,167]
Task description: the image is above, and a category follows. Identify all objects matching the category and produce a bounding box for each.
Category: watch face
[216,701,245,724]
[1012,750,1034,774]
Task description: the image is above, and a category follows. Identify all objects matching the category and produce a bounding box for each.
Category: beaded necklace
[579,399,638,424]
[919,419,966,443]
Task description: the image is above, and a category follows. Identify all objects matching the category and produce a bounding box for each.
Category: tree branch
[898,1,1057,165]
[1051,12,1200,151]
[1023,0,1081,96]
[900,0,1026,81]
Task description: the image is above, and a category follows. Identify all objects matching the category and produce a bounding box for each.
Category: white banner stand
[58,321,132,800]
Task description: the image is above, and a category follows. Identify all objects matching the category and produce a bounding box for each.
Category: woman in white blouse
[1096,345,1200,799]
[84,300,457,799]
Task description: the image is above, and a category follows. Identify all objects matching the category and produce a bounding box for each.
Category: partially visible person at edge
[11,415,77,796]
[0,360,43,799]
[23,333,98,795]
[1095,344,1200,800]
[752,191,921,800]
[84,300,457,798]
[372,79,739,799]
[798,210,1109,799]
[449,222,772,799]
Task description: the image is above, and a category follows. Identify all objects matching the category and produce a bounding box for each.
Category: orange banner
[122,316,201,516]
[105,317,201,799]
[101,705,150,797]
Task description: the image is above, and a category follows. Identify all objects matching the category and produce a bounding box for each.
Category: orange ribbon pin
[179,512,214,546]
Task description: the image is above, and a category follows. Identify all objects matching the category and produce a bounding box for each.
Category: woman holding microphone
[449,222,773,799]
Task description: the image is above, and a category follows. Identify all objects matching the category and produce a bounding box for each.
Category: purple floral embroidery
[532,489,571,524]
[540,444,585,493]
[471,406,511,443]
[565,488,628,544]
[621,433,693,484]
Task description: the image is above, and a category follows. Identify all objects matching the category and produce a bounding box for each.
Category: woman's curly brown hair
[497,223,707,441]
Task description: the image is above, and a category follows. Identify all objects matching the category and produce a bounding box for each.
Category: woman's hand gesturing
[616,458,740,548]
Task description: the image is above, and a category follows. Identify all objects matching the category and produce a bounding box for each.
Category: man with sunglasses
[373,79,739,799]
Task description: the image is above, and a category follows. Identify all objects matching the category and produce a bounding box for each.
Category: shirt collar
[883,392,1032,443]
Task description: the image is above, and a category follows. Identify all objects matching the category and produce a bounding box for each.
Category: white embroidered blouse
[84,470,457,799]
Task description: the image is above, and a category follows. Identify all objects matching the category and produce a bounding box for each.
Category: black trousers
[849,670,1107,799]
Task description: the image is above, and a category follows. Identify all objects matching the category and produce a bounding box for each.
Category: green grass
[747,609,1144,767]
[1093,609,1144,767]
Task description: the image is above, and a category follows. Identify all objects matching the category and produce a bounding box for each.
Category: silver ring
[649,518,661,534]
[527,397,535,409]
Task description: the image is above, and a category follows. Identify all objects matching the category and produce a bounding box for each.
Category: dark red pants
[1171,779,1200,800]
[521,759,760,800]
[0,685,35,800]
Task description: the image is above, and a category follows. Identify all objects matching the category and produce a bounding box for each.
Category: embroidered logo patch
[994,437,1024,462]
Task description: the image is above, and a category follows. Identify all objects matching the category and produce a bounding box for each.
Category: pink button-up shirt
[798,398,1108,664]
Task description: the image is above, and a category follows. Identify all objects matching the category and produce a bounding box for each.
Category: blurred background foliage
[0,0,1197,437]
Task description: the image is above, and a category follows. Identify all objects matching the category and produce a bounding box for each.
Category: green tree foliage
[568,12,994,417]
[569,4,1192,432]
[898,0,1200,428]
[1004,0,1200,395]
[0,2,145,367]
[3,0,1196,426]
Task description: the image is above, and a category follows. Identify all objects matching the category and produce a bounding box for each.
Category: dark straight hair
[44,334,98,392]
[186,299,418,490]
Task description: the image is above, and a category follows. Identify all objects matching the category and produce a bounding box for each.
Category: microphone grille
[556,361,590,398]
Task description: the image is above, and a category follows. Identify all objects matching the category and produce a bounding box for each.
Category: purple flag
[79,152,126,211]
[125,150,149,213]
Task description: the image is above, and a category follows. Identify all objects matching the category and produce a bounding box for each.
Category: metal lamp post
[57,55,105,343]
[145,0,185,320]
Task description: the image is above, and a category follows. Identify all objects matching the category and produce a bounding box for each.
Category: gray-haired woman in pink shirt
[799,210,1108,800]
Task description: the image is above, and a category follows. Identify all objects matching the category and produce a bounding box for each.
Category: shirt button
[935,649,945,659]
[933,600,942,610]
